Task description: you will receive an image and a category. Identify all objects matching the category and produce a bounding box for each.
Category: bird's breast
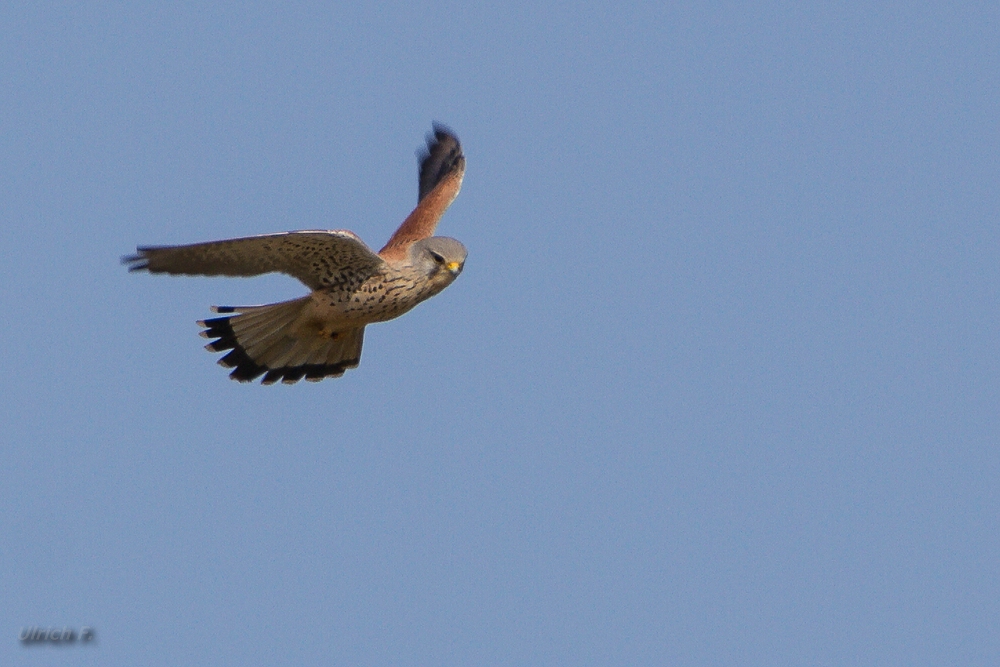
[310,271,445,326]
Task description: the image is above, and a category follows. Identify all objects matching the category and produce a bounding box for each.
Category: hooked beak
[446,261,463,276]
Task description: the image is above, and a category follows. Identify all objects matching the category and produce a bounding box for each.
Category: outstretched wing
[199,299,366,384]
[124,230,385,291]
[379,124,465,260]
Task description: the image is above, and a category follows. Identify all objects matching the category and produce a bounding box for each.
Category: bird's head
[410,237,467,283]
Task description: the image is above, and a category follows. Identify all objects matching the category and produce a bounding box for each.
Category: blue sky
[2,2,998,665]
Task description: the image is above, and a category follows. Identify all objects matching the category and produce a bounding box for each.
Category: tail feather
[197,297,365,384]
[266,336,311,370]
[256,337,298,369]
[225,306,296,354]
[305,341,335,367]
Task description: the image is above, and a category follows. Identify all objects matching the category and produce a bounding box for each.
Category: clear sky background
[2,2,998,665]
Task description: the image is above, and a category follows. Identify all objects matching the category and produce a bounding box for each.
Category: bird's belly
[307,281,431,328]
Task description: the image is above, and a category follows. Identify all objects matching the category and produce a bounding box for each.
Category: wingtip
[418,123,461,159]
[121,253,149,272]
[415,123,464,203]
[431,121,457,141]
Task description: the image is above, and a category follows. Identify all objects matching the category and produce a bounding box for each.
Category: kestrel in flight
[124,124,467,384]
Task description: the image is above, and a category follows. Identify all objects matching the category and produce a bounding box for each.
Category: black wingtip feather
[200,317,238,351]
[199,315,267,382]
[200,314,359,385]
[282,367,307,384]
[121,253,149,272]
[417,123,463,202]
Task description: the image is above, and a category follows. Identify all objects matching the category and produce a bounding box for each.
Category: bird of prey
[124,124,467,384]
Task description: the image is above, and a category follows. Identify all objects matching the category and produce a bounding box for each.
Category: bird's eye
[430,252,446,264]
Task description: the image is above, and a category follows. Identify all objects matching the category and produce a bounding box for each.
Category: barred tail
[198,297,364,384]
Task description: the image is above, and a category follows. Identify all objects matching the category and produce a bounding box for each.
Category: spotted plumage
[124,124,467,384]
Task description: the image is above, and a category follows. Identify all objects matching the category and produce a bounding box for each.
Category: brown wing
[199,300,366,384]
[123,230,385,291]
[379,124,465,261]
